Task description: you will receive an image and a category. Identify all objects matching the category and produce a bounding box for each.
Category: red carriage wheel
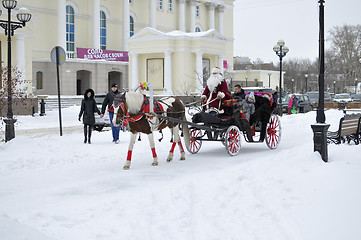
[266,115,281,149]
[184,129,202,154]
[225,126,242,156]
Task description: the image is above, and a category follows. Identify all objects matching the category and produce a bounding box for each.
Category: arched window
[130,16,134,37]
[36,71,43,89]
[100,11,106,50]
[195,27,201,32]
[66,5,75,58]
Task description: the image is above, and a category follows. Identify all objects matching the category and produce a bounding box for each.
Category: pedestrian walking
[102,83,121,143]
[79,88,103,144]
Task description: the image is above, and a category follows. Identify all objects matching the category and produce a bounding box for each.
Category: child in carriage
[239,92,256,121]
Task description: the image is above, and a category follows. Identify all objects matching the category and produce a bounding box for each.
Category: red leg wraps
[151,147,157,158]
[127,150,132,161]
[170,142,177,153]
[178,141,185,152]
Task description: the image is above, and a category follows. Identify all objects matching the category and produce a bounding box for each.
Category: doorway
[76,70,91,95]
[108,71,122,92]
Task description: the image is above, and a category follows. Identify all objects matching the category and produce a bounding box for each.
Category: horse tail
[181,114,190,143]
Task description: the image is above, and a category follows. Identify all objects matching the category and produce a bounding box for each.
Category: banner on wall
[223,60,228,69]
[77,48,129,62]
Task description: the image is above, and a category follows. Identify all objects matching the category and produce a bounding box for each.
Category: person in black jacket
[79,88,103,144]
[249,94,272,142]
[232,84,246,100]
[101,83,120,143]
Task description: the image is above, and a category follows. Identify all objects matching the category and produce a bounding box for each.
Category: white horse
[113,91,187,169]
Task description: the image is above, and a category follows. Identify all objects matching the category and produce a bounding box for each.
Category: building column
[123,0,130,51]
[93,0,100,49]
[164,51,173,94]
[149,0,156,28]
[218,5,224,35]
[15,34,26,91]
[178,0,186,31]
[189,0,197,32]
[196,50,203,91]
[218,55,225,73]
[206,3,216,30]
[131,53,139,89]
[58,0,66,50]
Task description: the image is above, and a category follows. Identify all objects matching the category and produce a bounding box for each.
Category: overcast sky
[233,0,361,63]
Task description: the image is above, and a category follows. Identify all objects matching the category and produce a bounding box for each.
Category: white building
[0,0,234,97]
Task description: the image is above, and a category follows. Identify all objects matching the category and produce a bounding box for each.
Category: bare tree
[328,24,361,88]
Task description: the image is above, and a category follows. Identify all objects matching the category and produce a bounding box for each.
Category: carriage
[182,100,281,156]
[171,92,281,156]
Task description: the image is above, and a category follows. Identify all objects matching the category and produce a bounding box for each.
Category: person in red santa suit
[201,67,231,114]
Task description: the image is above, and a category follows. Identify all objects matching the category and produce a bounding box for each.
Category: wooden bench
[327,114,361,145]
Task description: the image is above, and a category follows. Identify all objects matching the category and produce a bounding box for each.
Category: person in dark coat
[249,94,272,141]
[232,84,246,100]
[101,83,120,143]
[271,90,279,113]
[79,88,103,144]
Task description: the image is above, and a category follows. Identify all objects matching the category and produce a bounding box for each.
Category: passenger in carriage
[249,93,273,141]
[240,92,256,121]
[232,84,246,100]
[201,67,231,115]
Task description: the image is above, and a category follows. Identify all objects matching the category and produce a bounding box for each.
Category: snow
[1,107,361,240]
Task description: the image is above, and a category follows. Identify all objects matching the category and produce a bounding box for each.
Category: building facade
[0,0,234,97]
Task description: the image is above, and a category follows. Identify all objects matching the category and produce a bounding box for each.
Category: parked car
[281,94,313,113]
[306,92,332,108]
[94,94,111,131]
[333,93,352,103]
[351,94,361,102]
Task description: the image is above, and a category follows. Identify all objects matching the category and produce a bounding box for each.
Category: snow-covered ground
[1,107,361,240]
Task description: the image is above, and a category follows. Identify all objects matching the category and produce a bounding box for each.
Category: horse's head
[113,92,127,127]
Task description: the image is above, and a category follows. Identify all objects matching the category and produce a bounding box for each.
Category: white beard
[207,74,223,93]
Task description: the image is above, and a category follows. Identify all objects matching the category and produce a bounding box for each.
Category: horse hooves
[123,166,130,170]
[152,162,158,166]
[180,157,186,161]
[167,158,173,162]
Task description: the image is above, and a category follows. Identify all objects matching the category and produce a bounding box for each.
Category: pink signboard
[77,48,129,62]
[223,60,228,69]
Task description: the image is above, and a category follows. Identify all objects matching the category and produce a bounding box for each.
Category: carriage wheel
[185,129,202,154]
[266,115,281,149]
[225,126,242,156]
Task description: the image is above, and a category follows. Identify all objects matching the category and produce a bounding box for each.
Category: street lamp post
[333,81,336,94]
[305,73,308,93]
[291,78,294,93]
[268,73,271,88]
[273,40,289,116]
[311,0,329,162]
[355,78,358,94]
[245,77,248,87]
[0,0,32,142]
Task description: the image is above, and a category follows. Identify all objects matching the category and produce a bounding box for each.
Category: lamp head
[305,73,308,78]
[277,39,285,47]
[273,45,280,52]
[2,0,17,9]
[283,46,289,54]
[16,7,32,23]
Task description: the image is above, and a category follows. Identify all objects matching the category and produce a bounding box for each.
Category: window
[130,16,134,37]
[100,11,106,50]
[168,0,172,11]
[66,5,75,57]
[195,27,201,32]
[196,5,200,17]
[36,71,43,89]
[159,0,163,10]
